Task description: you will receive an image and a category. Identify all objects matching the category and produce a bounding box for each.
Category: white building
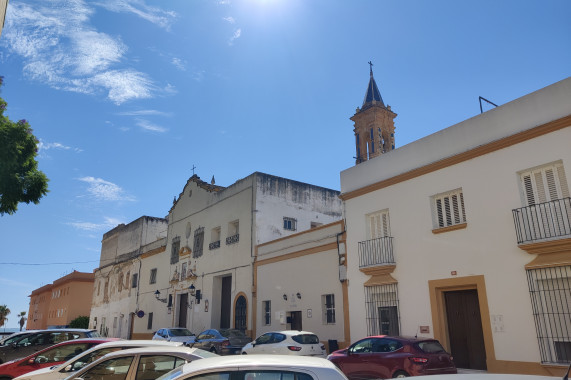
[90,216,167,338]
[254,220,348,352]
[140,173,342,338]
[340,75,571,375]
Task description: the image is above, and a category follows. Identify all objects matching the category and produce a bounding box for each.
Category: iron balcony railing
[512,197,571,244]
[358,236,395,268]
[226,233,239,245]
[209,240,220,250]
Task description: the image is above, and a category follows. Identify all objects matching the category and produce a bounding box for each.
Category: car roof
[178,354,338,374]
[101,346,198,357]
[19,338,119,360]
[363,335,437,343]
[269,330,318,336]
[94,339,183,348]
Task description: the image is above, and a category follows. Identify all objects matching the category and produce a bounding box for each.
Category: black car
[189,329,251,355]
[0,329,100,364]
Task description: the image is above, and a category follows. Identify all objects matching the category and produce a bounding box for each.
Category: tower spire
[350,63,397,165]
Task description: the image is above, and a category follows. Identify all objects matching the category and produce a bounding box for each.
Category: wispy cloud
[78,177,135,201]
[68,216,124,232]
[117,110,173,117]
[229,28,241,45]
[171,57,186,71]
[223,16,235,24]
[136,119,168,133]
[94,0,176,30]
[2,0,174,104]
[192,70,205,82]
[38,140,83,153]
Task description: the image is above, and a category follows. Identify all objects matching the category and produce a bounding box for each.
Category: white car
[67,346,217,380]
[153,328,196,343]
[240,330,327,357]
[14,340,184,380]
[154,354,348,380]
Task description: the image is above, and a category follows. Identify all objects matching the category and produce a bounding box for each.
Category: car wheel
[392,371,409,378]
[241,352,247,355]
[210,347,217,354]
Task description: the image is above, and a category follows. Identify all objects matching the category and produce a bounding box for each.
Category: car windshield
[291,334,320,344]
[417,340,446,353]
[219,329,246,338]
[87,331,101,338]
[1,333,30,345]
[192,348,219,358]
[170,329,193,336]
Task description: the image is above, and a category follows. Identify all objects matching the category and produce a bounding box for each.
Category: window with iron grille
[193,227,204,258]
[322,294,335,324]
[131,273,138,288]
[432,188,466,229]
[170,237,180,264]
[526,265,571,363]
[149,268,157,284]
[364,284,400,336]
[283,217,297,231]
[263,301,271,326]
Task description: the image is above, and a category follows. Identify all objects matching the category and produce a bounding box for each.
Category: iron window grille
[284,217,297,231]
[364,284,401,336]
[263,301,271,326]
[149,268,157,284]
[147,312,153,330]
[131,273,138,289]
[322,294,336,324]
[193,227,204,258]
[526,265,571,364]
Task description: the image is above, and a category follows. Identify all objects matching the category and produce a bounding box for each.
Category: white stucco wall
[341,78,571,366]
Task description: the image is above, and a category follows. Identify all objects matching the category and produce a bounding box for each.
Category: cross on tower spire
[368,61,373,75]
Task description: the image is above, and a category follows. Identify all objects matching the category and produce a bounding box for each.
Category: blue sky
[0,0,570,328]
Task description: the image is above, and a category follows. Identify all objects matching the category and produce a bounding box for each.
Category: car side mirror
[28,357,36,364]
[65,365,73,371]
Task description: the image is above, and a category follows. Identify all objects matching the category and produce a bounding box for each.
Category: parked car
[14,340,185,380]
[189,329,251,355]
[327,335,457,379]
[67,345,217,380]
[153,354,348,380]
[153,329,195,343]
[241,330,327,357]
[0,338,115,380]
[0,329,100,364]
[0,332,33,347]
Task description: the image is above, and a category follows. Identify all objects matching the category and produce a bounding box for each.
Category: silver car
[153,329,195,344]
[65,346,217,380]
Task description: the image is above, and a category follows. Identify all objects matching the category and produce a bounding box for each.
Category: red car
[327,335,457,379]
[0,338,118,379]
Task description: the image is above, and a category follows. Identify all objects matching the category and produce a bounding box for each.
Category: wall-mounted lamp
[188,284,196,296]
[296,292,301,299]
[154,290,167,303]
[283,294,288,301]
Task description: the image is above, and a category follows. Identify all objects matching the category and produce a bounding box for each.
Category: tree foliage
[69,316,90,329]
[0,77,49,215]
[0,305,10,328]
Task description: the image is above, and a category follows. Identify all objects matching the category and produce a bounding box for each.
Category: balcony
[512,198,571,244]
[209,241,220,250]
[226,233,239,245]
[358,237,395,268]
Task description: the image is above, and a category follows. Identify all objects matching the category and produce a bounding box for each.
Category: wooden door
[178,293,188,327]
[445,290,487,370]
[220,276,232,328]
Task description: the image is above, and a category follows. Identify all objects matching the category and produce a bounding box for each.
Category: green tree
[18,311,27,331]
[0,305,11,328]
[0,77,49,215]
[68,316,90,329]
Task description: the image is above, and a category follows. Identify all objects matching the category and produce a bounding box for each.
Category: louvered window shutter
[368,210,390,239]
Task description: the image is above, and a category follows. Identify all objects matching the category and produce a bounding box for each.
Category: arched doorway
[234,294,247,332]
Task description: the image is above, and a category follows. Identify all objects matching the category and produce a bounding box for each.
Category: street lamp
[154,290,167,303]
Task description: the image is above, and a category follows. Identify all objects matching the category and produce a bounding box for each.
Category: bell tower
[351,62,397,165]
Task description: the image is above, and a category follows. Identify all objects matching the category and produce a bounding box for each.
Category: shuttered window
[367,209,391,239]
[433,189,466,229]
[520,162,569,206]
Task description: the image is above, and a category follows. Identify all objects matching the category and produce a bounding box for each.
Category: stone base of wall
[131,333,154,340]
